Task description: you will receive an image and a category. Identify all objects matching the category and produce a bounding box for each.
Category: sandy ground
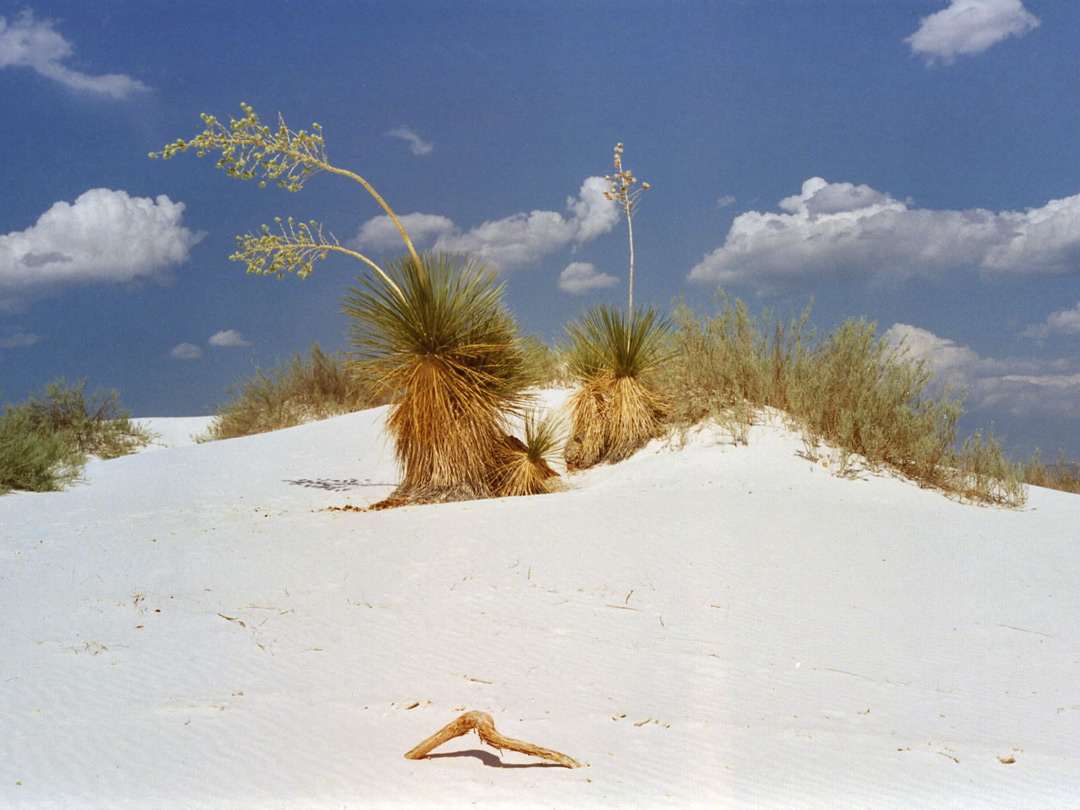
[2,398,1078,809]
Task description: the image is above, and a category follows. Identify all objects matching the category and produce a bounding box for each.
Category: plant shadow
[283,477,395,491]
[424,749,564,769]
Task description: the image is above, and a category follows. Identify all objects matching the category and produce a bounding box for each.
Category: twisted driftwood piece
[404,710,582,769]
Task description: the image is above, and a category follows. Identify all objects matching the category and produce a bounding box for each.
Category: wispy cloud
[0,330,41,350]
[905,0,1039,65]
[0,10,150,97]
[386,125,433,156]
[0,188,204,312]
[169,343,202,361]
[558,262,618,295]
[688,177,1080,295]
[1022,302,1080,339]
[885,323,1080,420]
[352,177,619,271]
[715,195,737,209]
[208,329,253,348]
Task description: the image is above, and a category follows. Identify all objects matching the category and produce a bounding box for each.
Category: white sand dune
[2,400,1078,809]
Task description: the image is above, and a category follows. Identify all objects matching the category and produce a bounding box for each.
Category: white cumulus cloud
[688,177,1080,296]
[0,188,203,311]
[884,323,1080,419]
[0,10,150,97]
[558,262,618,295]
[906,0,1039,64]
[1022,301,1080,339]
[352,213,456,253]
[352,176,619,271]
[387,126,433,156]
[170,343,202,361]
[208,329,253,348]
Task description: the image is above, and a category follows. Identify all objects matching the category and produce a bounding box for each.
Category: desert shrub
[788,318,964,485]
[661,294,811,429]
[662,294,1026,506]
[200,343,375,441]
[0,379,153,494]
[948,430,1027,505]
[19,378,154,459]
[0,407,77,494]
[1023,450,1080,495]
[520,335,571,388]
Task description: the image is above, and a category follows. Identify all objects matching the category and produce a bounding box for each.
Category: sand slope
[1,404,1077,809]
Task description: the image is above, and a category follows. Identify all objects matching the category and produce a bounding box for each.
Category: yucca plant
[564,304,670,468]
[154,104,553,504]
[344,252,535,503]
[490,410,565,497]
[564,143,667,469]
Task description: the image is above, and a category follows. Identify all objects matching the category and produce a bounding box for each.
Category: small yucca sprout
[491,411,565,497]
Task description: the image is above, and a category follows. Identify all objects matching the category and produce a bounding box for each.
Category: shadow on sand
[424,749,565,769]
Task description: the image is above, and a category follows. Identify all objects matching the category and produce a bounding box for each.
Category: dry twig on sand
[404,710,582,769]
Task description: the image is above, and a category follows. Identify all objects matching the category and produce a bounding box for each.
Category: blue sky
[1,0,1079,460]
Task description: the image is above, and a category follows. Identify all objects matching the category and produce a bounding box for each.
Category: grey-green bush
[0,379,152,494]
[200,343,375,442]
[660,293,1026,506]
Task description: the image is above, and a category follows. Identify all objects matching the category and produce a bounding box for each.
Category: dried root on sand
[405,710,582,769]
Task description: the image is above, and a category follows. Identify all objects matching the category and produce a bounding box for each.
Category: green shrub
[0,407,77,494]
[789,318,965,486]
[200,343,375,441]
[0,379,153,494]
[662,294,811,428]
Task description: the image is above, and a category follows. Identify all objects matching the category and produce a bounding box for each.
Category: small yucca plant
[344,252,534,503]
[564,304,670,469]
[490,410,565,497]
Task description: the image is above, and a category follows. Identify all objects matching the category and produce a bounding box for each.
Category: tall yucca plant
[153,104,548,504]
[564,143,667,469]
[344,252,532,503]
[564,304,670,469]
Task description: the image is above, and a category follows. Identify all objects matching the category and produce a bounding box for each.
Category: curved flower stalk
[150,103,414,300]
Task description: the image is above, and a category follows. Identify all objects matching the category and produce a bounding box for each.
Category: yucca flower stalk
[151,103,416,299]
[603,142,650,332]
